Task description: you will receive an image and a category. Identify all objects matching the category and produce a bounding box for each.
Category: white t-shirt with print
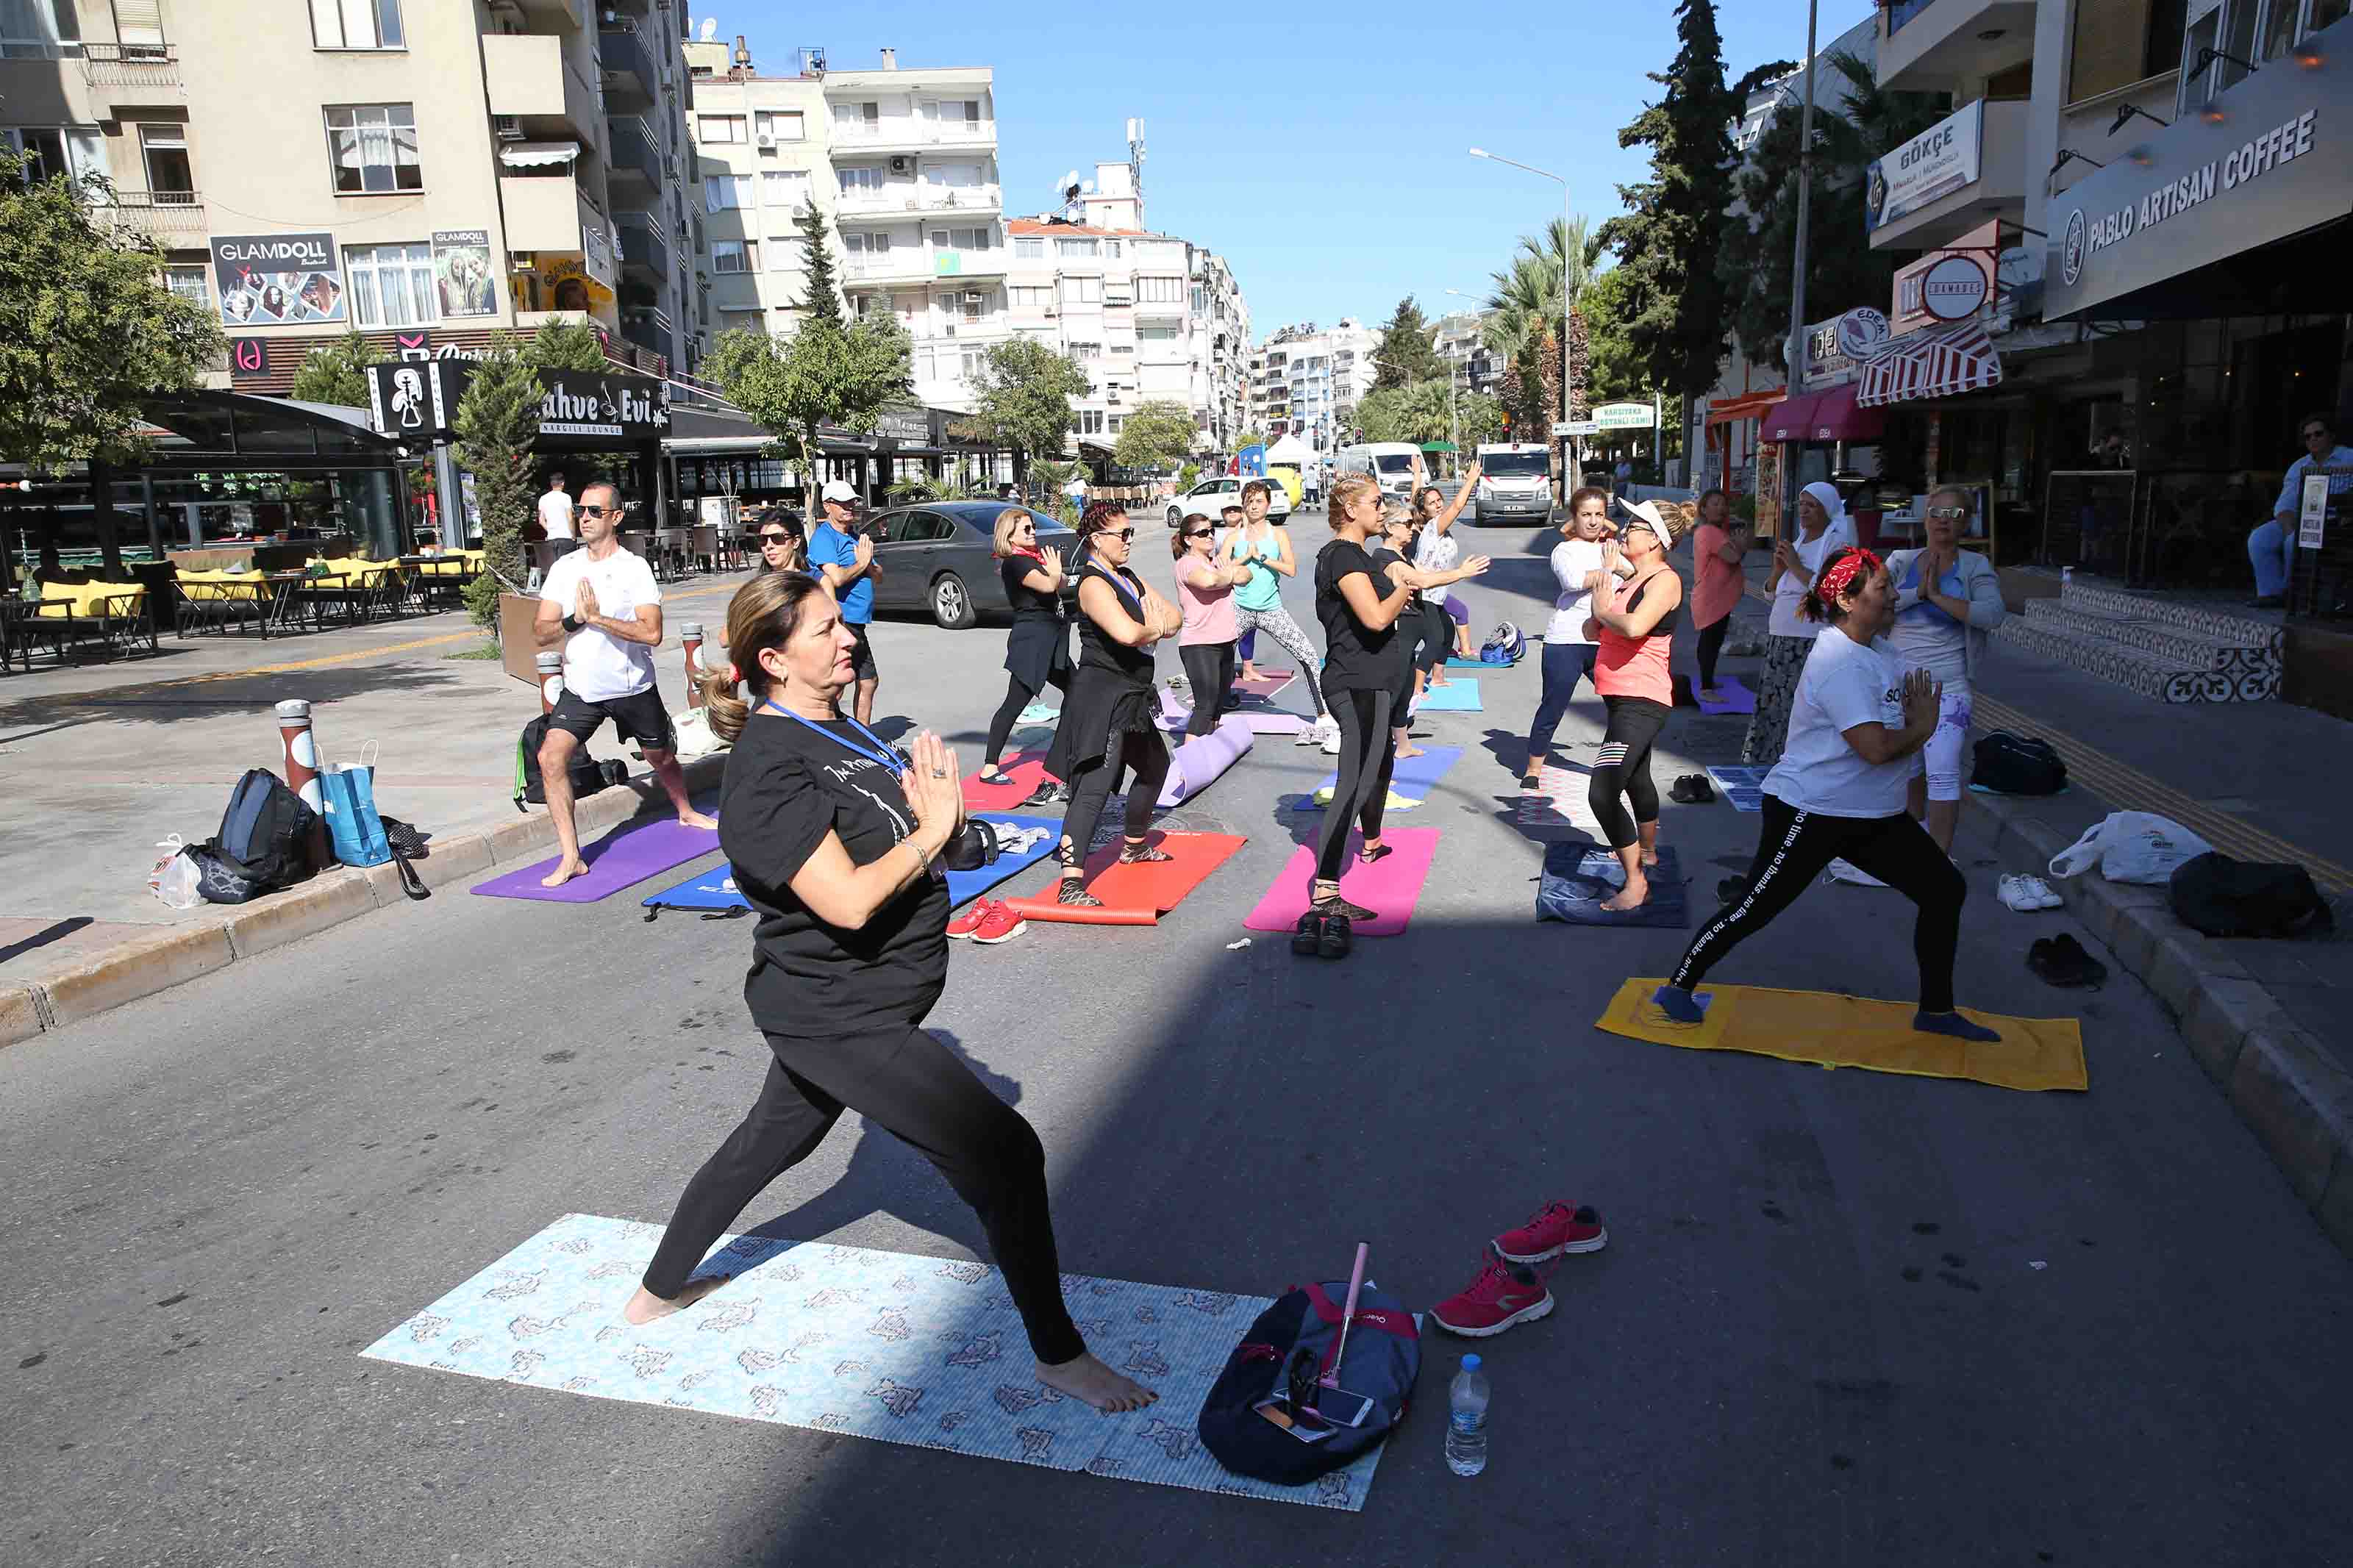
[540,546,660,702]
[1546,538,1609,645]
[538,489,576,540]
[1767,517,1857,639]
[1763,623,1912,818]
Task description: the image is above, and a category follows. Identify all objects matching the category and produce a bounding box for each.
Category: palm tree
[1488,215,1601,432]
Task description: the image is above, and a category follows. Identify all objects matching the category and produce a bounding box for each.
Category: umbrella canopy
[1263,433,1314,465]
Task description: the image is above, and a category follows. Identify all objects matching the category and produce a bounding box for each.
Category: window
[138,122,193,201]
[711,240,757,273]
[838,165,882,193]
[1109,415,1125,433]
[325,104,419,193]
[1061,276,1101,306]
[1136,275,1183,304]
[163,265,207,307]
[1078,409,1105,434]
[961,347,986,382]
[1111,343,1134,354]
[1014,236,1044,259]
[1070,341,1101,363]
[113,0,165,56]
[1057,237,1099,259]
[699,114,745,144]
[832,101,879,132]
[1,0,77,58]
[346,242,435,326]
[1010,285,1050,307]
[754,110,804,142]
[1105,240,1122,259]
[844,230,891,256]
[925,99,984,127]
[3,126,103,183]
[704,173,751,211]
[763,169,810,207]
[957,289,988,323]
[1137,324,1180,342]
[310,0,402,49]
[929,225,989,253]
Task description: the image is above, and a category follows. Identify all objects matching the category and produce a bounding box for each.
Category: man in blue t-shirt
[807,478,883,721]
[2249,409,2353,607]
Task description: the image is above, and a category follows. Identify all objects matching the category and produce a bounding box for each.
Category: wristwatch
[562,612,583,634]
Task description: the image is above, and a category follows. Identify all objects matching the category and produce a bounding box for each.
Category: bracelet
[562,612,583,634]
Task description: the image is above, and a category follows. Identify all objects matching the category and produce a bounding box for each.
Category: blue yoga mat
[1415,679,1482,712]
[1311,745,1463,803]
[1536,843,1691,928]
[1445,656,1512,670]
[642,814,1061,916]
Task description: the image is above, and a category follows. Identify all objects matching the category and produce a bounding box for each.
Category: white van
[1336,443,1426,501]
[1471,443,1555,523]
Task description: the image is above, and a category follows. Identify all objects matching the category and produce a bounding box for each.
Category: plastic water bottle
[1444,1353,1490,1476]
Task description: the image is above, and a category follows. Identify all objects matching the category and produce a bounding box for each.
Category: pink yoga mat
[1233,669,1296,701]
[472,811,720,903]
[1240,827,1439,938]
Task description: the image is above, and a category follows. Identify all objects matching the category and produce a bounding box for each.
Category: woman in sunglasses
[979,507,1071,793]
[1584,499,1685,912]
[1883,487,2004,854]
[1170,510,1248,740]
[1046,502,1182,906]
[752,516,804,576]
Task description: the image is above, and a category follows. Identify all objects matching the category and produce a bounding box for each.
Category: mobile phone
[1305,1384,1374,1428]
[1252,1397,1335,1443]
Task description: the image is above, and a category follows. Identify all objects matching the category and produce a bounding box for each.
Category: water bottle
[1443,1353,1490,1476]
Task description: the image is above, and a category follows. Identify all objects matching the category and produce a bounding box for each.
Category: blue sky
[729,1,1865,338]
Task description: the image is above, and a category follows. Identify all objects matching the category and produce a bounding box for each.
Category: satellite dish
[699,17,715,39]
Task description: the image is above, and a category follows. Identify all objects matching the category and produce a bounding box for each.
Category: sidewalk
[0,576,749,1046]
[1729,556,2353,1256]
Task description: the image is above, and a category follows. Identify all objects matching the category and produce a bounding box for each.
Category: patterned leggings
[1232,604,1329,718]
[1740,634,1813,767]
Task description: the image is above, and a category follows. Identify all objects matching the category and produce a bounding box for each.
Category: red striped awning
[1857,321,2003,408]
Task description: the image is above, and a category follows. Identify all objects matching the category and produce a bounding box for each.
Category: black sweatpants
[984,668,1068,768]
[1415,600,1452,681]
[1696,615,1730,691]
[1668,793,1968,1014]
[1315,687,1396,883]
[640,1019,1085,1365]
[1062,726,1171,860]
[1589,695,1670,850]
[1178,640,1237,739]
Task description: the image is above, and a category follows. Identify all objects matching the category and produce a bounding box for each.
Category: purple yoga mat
[472,811,721,903]
[1158,716,1254,806]
[1696,676,1756,716]
[1157,687,1306,736]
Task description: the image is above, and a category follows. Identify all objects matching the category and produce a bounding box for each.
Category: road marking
[1973,694,2352,895]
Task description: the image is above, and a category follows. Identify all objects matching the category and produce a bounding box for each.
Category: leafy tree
[1721,49,1948,373]
[1112,398,1197,470]
[452,346,545,631]
[287,332,385,408]
[523,316,610,371]
[884,473,979,504]
[708,315,914,482]
[1371,296,1442,392]
[793,198,844,329]
[1358,379,1503,450]
[1485,215,1602,434]
[1581,267,1654,408]
[1233,426,1266,451]
[960,338,1090,471]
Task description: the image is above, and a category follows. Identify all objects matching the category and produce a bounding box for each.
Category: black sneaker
[1317,914,1353,959]
[1668,774,1715,805]
[1291,912,1326,956]
[1023,780,1071,807]
[2027,933,2107,989]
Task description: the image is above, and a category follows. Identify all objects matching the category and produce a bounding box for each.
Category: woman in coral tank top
[1584,499,1686,912]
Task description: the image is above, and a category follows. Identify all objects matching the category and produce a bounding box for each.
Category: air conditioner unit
[757,133,776,149]
[493,115,524,141]
[888,156,913,175]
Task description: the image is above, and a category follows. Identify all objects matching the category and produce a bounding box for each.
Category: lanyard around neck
[762,701,905,773]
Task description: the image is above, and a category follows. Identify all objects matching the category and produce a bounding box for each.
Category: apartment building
[1432,309,1502,397]
[1249,320,1376,454]
[1190,248,1251,451]
[679,29,829,340]
[0,0,703,386]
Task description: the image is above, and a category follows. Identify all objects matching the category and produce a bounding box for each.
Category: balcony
[606,115,661,206]
[832,182,1002,218]
[616,213,671,283]
[484,34,599,140]
[1869,97,2029,252]
[77,41,182,103]
[598,25,657,112]
[843,247,1008,284]
[91,189,204,242]
[827,118,997,154]
[1877,0,2036,95]
[622,307,675,362]
[513,0,583,23]
[500,172,602,253]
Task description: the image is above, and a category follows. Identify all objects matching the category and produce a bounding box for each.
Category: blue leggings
[1523,642,1600,768]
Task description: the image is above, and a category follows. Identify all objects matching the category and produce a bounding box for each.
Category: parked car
[863,501,1077,629]
[1470,443,1556,523]
[1162,475,1293,528]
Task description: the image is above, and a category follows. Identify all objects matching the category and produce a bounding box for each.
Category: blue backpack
[1196,1279,1421,1486]
[1481,620,1526,664]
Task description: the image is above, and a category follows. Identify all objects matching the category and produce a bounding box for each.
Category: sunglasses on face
[1105,528,1136,543]
[761,532,792,544]
[2305,427,2332,440]
[579,503,627,518]
[1926,505,1968,520]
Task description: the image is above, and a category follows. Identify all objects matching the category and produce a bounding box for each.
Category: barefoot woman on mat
[1652,547,1999,1044]
[1308,474,1420,920]
[623,570,1156,1413]
[1585,498,1685,912]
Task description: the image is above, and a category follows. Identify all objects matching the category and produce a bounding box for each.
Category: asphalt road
[6,506,2351,1568]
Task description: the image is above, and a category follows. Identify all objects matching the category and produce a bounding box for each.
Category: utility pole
[1785,0,1820,401]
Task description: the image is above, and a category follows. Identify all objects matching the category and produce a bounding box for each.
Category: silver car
[863,500,1078,629]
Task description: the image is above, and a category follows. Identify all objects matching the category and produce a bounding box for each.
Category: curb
[1965,789,2353,1261]
[0,753,728,1050]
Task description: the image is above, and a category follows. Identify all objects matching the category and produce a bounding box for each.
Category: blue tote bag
[320,741,393,868]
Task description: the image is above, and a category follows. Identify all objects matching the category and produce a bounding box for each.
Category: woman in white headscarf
[1742,481,1856,767]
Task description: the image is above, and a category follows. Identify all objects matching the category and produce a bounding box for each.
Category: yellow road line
[1974,694,2353,895]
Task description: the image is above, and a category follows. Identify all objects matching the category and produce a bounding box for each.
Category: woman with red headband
[1652,545,2000,1043]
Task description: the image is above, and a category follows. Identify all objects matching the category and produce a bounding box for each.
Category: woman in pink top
[1169,510,1246,739]
[1583,499,1687,912]
[1687,488,1749,701]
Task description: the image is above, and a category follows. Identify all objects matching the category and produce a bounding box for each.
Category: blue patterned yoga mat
[1415,679,1481,712]
[360,1213,1395,1511]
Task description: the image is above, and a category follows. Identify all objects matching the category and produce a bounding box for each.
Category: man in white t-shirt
[538,473,577,554]
[533,481,715,887]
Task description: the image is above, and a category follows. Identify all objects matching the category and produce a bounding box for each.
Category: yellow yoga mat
[1595,979,2088,1092]
[1310,786,1421,811]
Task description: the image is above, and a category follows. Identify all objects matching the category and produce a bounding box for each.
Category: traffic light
[1502,411,1513,434]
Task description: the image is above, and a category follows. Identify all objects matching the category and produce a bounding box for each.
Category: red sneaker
[1432,1251,1554,1338]
[970,901,1026,944]
[1493,1201,1607,1264]
[945,900,991,939]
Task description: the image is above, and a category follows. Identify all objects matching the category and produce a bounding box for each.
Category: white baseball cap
[821,479,858,504]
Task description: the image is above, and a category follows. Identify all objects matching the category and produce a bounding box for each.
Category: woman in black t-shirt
[979,507,1071,798]
[622,570,1157,1414]
[1044,502,1182,906]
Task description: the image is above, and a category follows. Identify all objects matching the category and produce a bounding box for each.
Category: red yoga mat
[1001,830,1248,926]
[1241,828,1439,938]
[963,751,1050,812]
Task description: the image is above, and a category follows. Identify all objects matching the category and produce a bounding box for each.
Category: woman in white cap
[1742,480,1854,767]
[1584,498,1685,912]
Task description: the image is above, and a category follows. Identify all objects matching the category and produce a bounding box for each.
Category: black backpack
[1196,1280,1421,1487]
[194,768,320,902]
[513,713,629,811]
[2168,852,2334,939]
[1972,730,2068,796]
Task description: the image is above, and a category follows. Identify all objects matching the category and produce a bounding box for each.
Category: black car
[863,501,1079,629]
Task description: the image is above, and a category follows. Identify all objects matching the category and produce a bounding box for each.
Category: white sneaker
[2000,873,2063,912]
[1826,859,1888,887]
[1293,721,1321,745]
[1318,720,1343,756]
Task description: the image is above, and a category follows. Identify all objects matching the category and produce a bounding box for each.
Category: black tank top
[1625,571,1681,637]
[1076,563,1154,682]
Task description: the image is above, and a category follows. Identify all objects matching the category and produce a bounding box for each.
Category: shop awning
[1763,382,1885,444]
[1705,389,1785,426]
[1856,321,2002,408]
[499,142,580,170]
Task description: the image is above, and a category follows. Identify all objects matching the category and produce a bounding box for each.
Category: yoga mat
[1704,766,1771,813]
[1515,766,1606,836]
[1694,676,1756,716]
[1240,827,1439,939]
[362,1212,1391,1511]
[1306,787,1421,812]
[1593,978,2088,1092]
[1536,845,1690,928]
[1003,831,1247,926]
[1232,670,1296,701]
[1415,679,1481,712]
[1443,657,1499,670]
[1015,702,1060,726]
[965,752,1051,812]
[1310,744,1462,798]
[1158,719,1254,808]
[1157,686,1307,737]
[472,808,719,903]
[640,816,1062,917]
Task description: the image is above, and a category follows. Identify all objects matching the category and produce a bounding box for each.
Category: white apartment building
[1250,320,1377,455]
[1432,310,1502,398]
[681,29,828,343]
[1190,248,1251,451]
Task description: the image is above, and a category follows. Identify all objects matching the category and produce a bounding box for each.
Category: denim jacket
[1884,547,2007,683]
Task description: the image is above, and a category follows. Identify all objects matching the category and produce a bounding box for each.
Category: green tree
[1234,426,1266,451]
[1581,267,1653,407]
[0,148,224,481]
[1485,216,1602,435]
[522,316,610,371]
[1357,378,1501,450]
[451,346,545,631]
[1112,398,1197,470]
[1721,50,1947,374]
[1371,296,1442,392]
[961,338,1090,472]
[286,332,385,408]
[709,315,914,481]
[793,198,844,328]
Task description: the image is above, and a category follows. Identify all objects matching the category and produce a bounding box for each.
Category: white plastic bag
[147,834,203,910]
[2047,810,2215,885]
[668,706,727,761]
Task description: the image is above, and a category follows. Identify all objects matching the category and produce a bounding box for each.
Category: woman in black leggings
[1586,499,1684,912]
[1048,502,1182,906]
[1170,509,1246,740]
[1308,474,1421,923]
[1654,546,2000,1043]
[623,570,1155,1413]
[978,507,1071,800]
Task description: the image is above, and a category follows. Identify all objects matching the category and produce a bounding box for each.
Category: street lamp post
[1786,0,1821,399]
[1469,148,1577,498]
